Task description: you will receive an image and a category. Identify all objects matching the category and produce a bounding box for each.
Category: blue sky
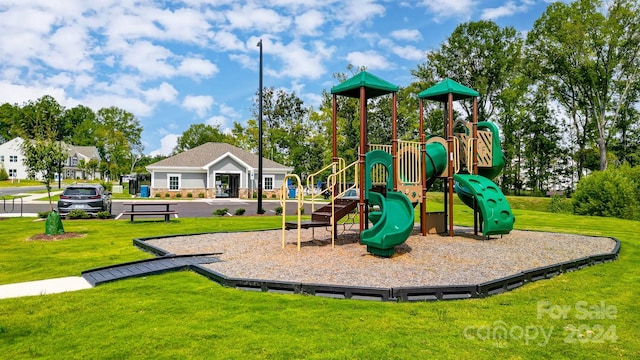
[0,0,562,156]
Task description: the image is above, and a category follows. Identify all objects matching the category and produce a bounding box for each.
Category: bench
[120,202,178,222]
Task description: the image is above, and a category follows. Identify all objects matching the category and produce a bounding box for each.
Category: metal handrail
[306,158,345,213]
[280,174,304,251]
[326,160,359,248]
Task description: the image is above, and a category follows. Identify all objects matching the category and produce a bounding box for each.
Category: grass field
[0,201,638,359]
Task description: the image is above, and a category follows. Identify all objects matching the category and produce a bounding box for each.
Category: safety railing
[280,174,304,251]
[306,158,345,214]
[397,140,422,187]
[326,160,359,248]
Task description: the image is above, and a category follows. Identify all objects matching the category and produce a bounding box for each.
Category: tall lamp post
[257,39,264,214]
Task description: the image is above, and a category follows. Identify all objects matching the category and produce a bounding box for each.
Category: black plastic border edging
[133,233,621,303]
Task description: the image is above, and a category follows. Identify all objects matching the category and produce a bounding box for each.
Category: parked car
[57,184,112,216]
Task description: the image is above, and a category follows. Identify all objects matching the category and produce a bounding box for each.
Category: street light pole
[257,39,264,214]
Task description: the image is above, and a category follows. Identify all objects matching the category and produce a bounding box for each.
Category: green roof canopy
[418,78,479,102]
[331,71,399,99]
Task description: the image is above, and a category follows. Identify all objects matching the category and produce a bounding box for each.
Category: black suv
[57,184,112,217]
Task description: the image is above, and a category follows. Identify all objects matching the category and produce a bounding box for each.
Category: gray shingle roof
[147,142,291,169]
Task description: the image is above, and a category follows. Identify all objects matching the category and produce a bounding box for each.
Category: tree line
[0,95,144,180]
[3,0,638,197]
[228,0,640,195]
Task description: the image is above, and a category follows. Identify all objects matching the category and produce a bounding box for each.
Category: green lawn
[0,204,638,359]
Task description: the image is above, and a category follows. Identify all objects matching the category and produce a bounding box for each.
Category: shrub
[262,194,267,199]
[573,165,639,220]
[258,208,266,215]
[67,209,90,219]
[0,165,8,181]
[155,193,161,198]
[275,206,283,215]
[165,193,171,198]
[299,207,305,215]
[176,193,182,198]
[547,195,573,214]
[271,193,277,199]
[198,193,205,198]
[97,211,111,219]
[187,192,193,198]
[214,208,229,216]
[100,182,113,192]
[38,211,51,219]
[234,208,246,216]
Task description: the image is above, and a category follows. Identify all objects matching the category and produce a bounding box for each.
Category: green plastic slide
[454,174,514,236]
[360,191,415,257]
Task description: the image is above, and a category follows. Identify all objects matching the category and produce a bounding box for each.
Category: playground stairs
[285,198,358,229]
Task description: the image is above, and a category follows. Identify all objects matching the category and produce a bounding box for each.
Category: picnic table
[121,202,178,222]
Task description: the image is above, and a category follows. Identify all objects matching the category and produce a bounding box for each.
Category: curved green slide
[454,174,514,236]
[360,191,415,257]
[454,121,515,236]
[361,145,448,257]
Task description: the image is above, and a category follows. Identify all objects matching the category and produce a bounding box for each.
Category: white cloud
[263,39,336,79]
[144,82,178,103]
[229,53,255,70]
[390,45,425,61]
[390,29,422,42]
[295,9,325,36]
[346,50,390,70]
[120,41,175,78]
[149,133,179,156]
[206,115,226,127]
[0,81,67,107]
[419,0,477,21]
[225,4,291,32]
[182,95,214,117]
[177,58,219,79]
[213,31,245,51]
[481,1,532,20]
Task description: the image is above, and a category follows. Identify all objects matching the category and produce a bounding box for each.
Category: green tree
[21,139,68,210]
[0,163,8,181]
[527,0,640,171]
[173,123,232,154]
[94,107,143,179]
[66,105,98,145]
[15,96,66,141]
[413,20,523,122]
[0,103,20,143]
[251,87,310,171]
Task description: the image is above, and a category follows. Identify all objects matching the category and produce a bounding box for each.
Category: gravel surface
[146,226,617,288]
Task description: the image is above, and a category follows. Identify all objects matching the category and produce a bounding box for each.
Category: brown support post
[447,93,454,237]
[472,97,479,235]
[419,99,427,236]
[391,92,398,191]
[359,87,367,233]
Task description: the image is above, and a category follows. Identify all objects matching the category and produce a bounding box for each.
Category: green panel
[360,191,414,257]
[418,78,479,102]
[454,174,515,236]
[330,71,399,99]
[364,150,393,199]
[425,141,447,181]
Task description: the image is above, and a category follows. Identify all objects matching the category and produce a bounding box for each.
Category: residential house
[0,137,101,180]
[146,142,293,198]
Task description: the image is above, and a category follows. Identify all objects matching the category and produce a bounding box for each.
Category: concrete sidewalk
[0,277,93,299]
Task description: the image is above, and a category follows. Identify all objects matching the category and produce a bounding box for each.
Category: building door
[215,174,240,198]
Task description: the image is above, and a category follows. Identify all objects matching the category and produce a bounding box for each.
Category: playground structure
[282,72,515,257]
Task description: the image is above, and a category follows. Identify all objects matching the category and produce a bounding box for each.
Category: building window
[71,156,78,166]
[0,155,4,162]
[8,169,17,178]
[264,176,274,190]
[9,155,17,162]
[168,174,180,190]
